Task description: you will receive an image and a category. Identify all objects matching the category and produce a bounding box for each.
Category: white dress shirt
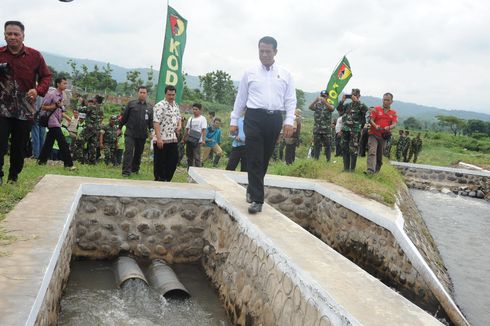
[230,63,297,126]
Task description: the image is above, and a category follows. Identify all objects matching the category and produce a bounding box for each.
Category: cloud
[1,0,489,113]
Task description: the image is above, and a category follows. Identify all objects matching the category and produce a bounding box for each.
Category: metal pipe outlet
[114,256,148,287]
[147,259,190,299]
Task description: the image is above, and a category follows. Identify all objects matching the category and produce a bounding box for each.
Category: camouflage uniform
[395,135,407,161]
[77,104,103,164]
[72,120,85,162]
[408,136,422,163]
[100,117,118,165]
[402,134,411,162]
[337,100,368,172]
[310,100,333,161]
[383,135,393,158]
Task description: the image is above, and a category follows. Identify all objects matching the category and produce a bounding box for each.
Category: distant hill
[302,92,490,122]
[44,52,490,122]
[42,52,202,89]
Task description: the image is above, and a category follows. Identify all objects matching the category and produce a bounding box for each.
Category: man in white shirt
[184,103,207,167]
[230,36,297,214]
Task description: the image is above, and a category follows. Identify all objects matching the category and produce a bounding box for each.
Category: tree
[199,70,236,105]
[296,89,305,109]
[48,65,69,83]
[464,119,490,136]
[436,115,466,136]
[403,117,422,130]
[67,59,81,86]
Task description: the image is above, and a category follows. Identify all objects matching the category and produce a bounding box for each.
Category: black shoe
[248,202,262,214]
[246,192,252,203]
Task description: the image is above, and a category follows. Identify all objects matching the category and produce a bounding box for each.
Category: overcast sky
[2,0,489,113]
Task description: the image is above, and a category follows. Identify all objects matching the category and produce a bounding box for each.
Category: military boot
[350,155,357,172]
[342,152,350,172]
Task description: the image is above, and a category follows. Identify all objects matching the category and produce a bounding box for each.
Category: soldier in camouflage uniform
[336,89,368,172]
[309,90,334,161]
[77,98,103,164]
[99,115,118,166]
[408,133,423,163]
[395,129,405,161]
[402,130,411,162]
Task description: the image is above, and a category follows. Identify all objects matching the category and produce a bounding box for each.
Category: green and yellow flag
[324,56,352,107]
[156,6,187,103]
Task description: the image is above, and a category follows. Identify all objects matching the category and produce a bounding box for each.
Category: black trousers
[226,145,247,172]
[185,141,202,167]
[153,142,178,181]
[122,136,146,175]
[244,109,283,204]
[38,127,74,167]
[0,117,32,181]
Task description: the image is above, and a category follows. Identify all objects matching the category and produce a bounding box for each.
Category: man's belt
[248,108,283,115]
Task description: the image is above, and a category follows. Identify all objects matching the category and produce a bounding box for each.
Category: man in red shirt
[366,93,398,174]
[0,21,52,184]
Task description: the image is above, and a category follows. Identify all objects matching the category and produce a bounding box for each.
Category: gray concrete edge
[213,170,468,325]
[26,186,82,326]
[24,180,216,326]
[213,179,360,326]
[391,161,490,177]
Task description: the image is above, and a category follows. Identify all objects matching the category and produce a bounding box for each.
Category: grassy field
[2,121,489,248]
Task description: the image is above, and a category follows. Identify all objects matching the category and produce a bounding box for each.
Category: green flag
[324,56,352,107]
[156,6,187,103]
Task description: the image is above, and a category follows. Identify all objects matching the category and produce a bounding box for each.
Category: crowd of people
[1,21,423,216]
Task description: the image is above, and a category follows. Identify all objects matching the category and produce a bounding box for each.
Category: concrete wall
[393,162,490,199]
[0,175,449,326]
[263,186,449,318]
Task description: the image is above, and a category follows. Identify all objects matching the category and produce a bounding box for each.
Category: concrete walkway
[189,168,444,325]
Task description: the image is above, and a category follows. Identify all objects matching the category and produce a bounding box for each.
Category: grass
[268,157,404,205]
[2,125,489,246]
[0,157,187,245]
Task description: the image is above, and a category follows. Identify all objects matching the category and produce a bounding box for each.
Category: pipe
[113,256,148,287]
[147,259,190,299]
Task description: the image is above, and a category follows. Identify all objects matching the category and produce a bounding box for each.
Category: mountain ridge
[42,52,490,122]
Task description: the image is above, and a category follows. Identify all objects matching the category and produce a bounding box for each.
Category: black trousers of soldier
[244,109,283,204]
[0,117,32,181]
[38,127,74,168]
[153,142,178,182]
[285,143,296,165]
[226,145,247,172]
[122,136,146,175]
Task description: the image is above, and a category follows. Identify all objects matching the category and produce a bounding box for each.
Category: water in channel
[58,260,231,326]
[411,189,490,326]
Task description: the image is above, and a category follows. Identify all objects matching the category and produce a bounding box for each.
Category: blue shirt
[205,126,221,147]
[231,117,245,147]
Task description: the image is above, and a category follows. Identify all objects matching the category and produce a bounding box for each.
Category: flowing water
[411,189,490,326]
[58,260,231,326]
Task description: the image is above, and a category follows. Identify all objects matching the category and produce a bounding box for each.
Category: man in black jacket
[120,86,153,177]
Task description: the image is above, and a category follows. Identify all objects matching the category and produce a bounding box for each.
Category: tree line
[51,62,307,109]
[403,115,490,138]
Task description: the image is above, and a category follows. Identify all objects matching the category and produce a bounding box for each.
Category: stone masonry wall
[73,195,333,325]
[35,220,76,326]
[201,208,333,326]
[74,196,215,263]
[263,186,451,321]
[394,164,489,200]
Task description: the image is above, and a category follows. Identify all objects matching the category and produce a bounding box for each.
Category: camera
[345,94,352,99]
[0,62,10,76]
